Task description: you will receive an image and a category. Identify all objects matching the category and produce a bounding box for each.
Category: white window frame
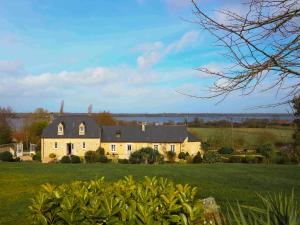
[82,142,86,149]
[111,144,116,153]
[153,144,159,151]
[127,144,132,151]
[54,142,58,149]
[170,144,175,152]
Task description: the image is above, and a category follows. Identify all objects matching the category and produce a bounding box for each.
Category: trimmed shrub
[218,147,234,154]
[203,151,221,163]
[178,152,187,160]
[84,151,98,163]
[70,155,81,163]
[60,155,71,163]
[186,155,194,163]
[98,155,108,163]
[29,176,204,224]
[96,146,105,156]
[32,152,41,161]
[166,150,176,162]
[129,147,163,164]
[193,151,202,163]
[228,155,243,163]
[118,158,129,164]
[0,151,13,162]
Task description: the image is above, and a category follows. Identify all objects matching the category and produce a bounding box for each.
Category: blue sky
[0,0,290,113]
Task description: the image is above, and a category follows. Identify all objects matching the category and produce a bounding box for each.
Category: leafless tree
[190,0,300,107]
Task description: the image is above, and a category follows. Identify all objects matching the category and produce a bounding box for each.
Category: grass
[189,127,294,147]
[0,163,299,225]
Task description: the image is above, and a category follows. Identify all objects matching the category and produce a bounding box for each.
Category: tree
[292,95,300,163]
[190,0,300,106]
[94,111,117,125]
[0,107,13,145]
[22,108,50,150]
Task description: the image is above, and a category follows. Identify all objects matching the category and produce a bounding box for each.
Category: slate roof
[42,115,199,142]
[42,115,101,138]
[101,125,189,143]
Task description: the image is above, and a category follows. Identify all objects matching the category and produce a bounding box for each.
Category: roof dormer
[57,122,64,135]
[79,122,85,135]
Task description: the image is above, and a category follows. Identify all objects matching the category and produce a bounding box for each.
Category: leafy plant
[129,147,163,164]
[32,152,41,161]
[178,152,187,160]
[84,150,98,163]
[29,176,205,224]
[60,155,71,163]
[166,150,176,162]
[227,191,300,225]
[203,151,221,163]
[98,155,108,163]
[96,146,105,156]
[0,151,13,162]
[193,151,202,163]
[218,147,234,155]
[70,155,81,163]
[257,143,275,162]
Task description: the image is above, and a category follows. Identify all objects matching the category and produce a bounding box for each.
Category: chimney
[141,123,146,132]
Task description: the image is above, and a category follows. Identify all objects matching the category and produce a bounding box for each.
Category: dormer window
[79,122,85,135]
[57,123,64,135]
[115,130,121,138]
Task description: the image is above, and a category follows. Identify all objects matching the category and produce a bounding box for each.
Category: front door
[67,143,72,155]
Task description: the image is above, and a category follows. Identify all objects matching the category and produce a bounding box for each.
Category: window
[54,142,58,149]
[82,142,86,149]
[111,144,116,152]
[127,144,132,151]
[153,144,158,151]
[170,144,175,152]
[79,123,85,135]
[57,123,64,135]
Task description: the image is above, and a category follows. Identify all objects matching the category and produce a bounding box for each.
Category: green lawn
[189,127,294,148]
[0,163,299,225]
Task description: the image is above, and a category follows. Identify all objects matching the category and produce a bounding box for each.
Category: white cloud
[136,30,199,69]
[0,60,25,76]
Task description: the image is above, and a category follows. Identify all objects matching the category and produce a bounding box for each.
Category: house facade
[41,115,202,162]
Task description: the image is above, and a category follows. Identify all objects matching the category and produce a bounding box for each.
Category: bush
[166,150,176,162]
[257,142,275,161]
[96,146,105,156]
[228,155,243,163]
[32,152,41,161]
[98,155,108,163]
[203,151,221,163]
[118,158,129,164]
[193,151,202,163]
[60,155,71,163]
[178,152,187,160]
[84,151,98,163]
[218,146,234,154]
[70,155,81,163]
[129,147,163,164]
[49,153,56,159]
[29,176,204,224]
[186,155,194,163]
[0,151,13,162]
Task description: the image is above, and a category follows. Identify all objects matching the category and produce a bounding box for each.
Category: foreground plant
[29,176,204,224]
[227,191,300,225]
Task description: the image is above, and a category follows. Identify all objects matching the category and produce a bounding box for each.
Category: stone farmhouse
[41,115,202,162]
